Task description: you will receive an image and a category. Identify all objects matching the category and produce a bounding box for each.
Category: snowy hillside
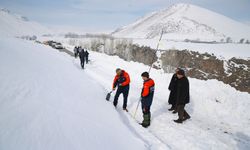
[0,37,147,150]
[0,36,250,149]
[113,3,250,42]
[0,8,52,37]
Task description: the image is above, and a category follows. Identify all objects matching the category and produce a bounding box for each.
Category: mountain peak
[113,3,250,41]
[170,3,190,8]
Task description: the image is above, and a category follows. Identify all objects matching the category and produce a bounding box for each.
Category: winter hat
[177,69,185,76]
[141,72,149,78]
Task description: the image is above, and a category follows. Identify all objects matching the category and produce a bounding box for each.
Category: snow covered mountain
[0,8,52,37]
[113,3,250,42]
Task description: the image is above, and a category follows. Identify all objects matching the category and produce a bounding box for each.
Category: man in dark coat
[79,47,85,69]
[85,50,89,64]
[174,69,191,124]
[168,68,181,111]
[140,72,155,128]
[112,68,130,111]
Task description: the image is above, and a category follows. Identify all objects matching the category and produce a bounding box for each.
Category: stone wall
[160,50,250,93]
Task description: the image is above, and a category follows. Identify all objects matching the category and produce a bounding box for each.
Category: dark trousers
[141,105,151,115]
[177,105,190,120]
[113,85,129,109]
[141,98,152,127]
[85,56,89,64]
[141,96,153,115]
[80,58,85,69]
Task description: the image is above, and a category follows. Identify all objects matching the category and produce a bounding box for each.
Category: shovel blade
[106,92,111,101]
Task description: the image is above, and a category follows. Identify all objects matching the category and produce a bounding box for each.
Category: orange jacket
[141,79,155,97]
[112,70,130,88]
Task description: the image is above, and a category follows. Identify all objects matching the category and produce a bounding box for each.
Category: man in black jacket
[168,68,180,111]
[79,47,85,69]
[174,69,191,123]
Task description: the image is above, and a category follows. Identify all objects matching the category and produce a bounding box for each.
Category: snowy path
[39,43,250,150]
[1,37,250,150]
[82,50,250,150]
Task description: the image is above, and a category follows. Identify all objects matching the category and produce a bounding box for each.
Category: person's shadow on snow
[236,132,250,150]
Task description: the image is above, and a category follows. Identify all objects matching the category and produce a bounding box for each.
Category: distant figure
[174,69,191,124]
[73,46,79,58]
[140,72,155,128]
[112,68,130,111]
[79,47,85,69]
[168,68,181,112]
[85,50,89,64]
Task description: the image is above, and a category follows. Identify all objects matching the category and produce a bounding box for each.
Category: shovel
[106,91,113,101]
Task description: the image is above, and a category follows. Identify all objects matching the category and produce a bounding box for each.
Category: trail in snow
[79,50,250,150]
[75,59,171,150]
[2,37,250,150]
[42,42,250,150]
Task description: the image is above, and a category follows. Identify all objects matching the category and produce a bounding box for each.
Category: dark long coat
[176,76,190,105]
[168,74,178,105]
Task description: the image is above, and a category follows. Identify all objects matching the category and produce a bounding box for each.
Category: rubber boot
[141,113,151,128]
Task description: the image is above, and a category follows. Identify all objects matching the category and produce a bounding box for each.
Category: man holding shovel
[112,68,130,111]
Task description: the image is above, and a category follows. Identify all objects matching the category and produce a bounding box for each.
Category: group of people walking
[74,46,89,69]
[111,67,190,128]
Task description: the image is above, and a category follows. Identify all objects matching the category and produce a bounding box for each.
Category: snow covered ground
[0,37,250,150]
[133,39,250,60]
[82,50,250,150]
[0,37,147,150]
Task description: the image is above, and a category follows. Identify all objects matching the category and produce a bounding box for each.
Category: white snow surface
[82,51,250,150]
[0,8,51,37]
[113,3,250,42]
[0,37,147,150]
[133,39,250,60]
[1,37,250,150]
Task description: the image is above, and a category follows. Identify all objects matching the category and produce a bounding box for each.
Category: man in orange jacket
[112,68,130,111]
[140,72,155,128]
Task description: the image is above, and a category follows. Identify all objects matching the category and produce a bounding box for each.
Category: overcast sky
[0,0,250,32]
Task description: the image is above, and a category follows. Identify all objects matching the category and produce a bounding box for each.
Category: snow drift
[0,37,147,150]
